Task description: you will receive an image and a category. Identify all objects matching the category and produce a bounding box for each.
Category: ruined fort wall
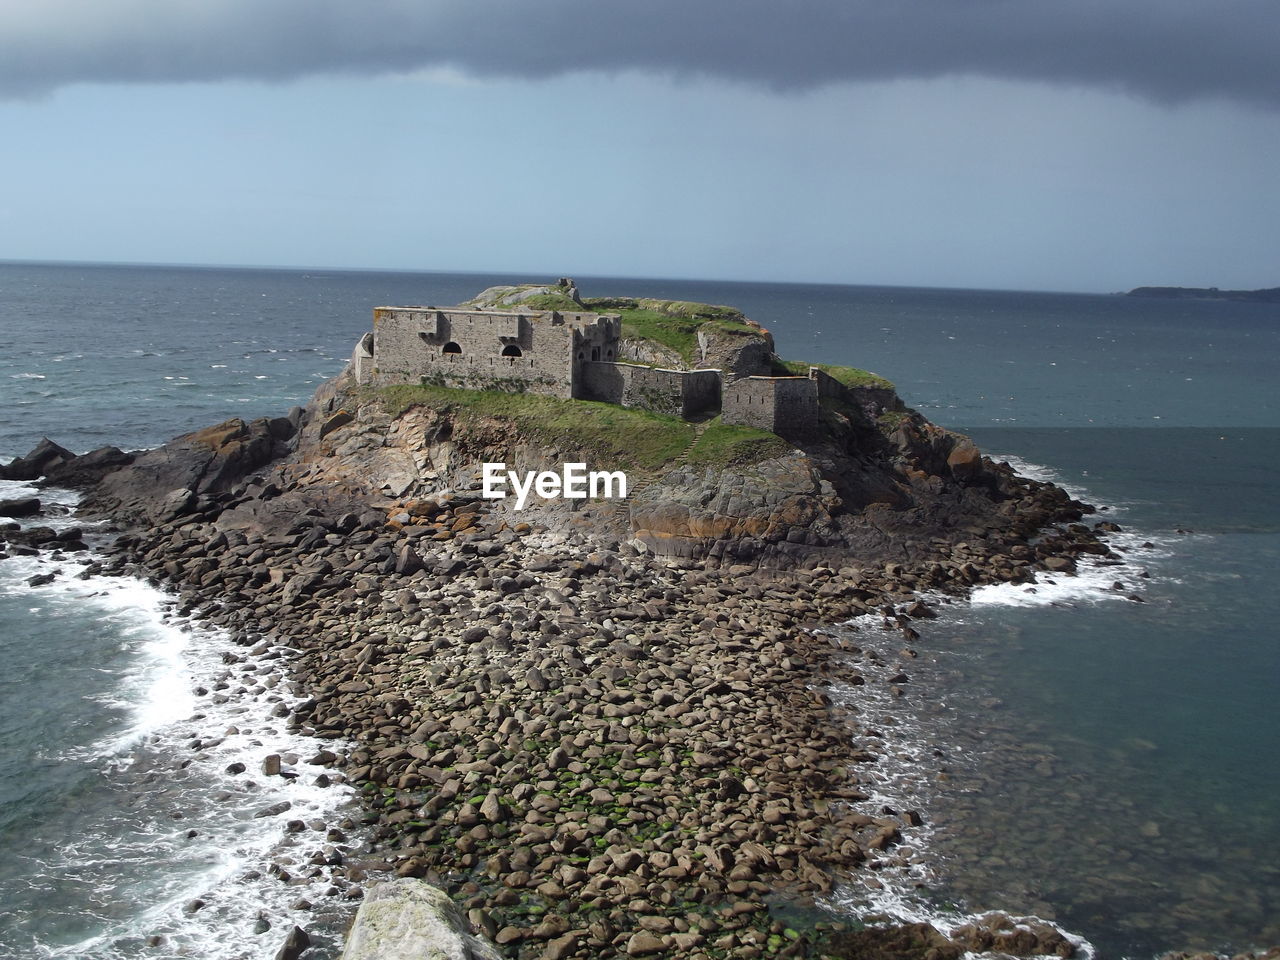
[351,332,374,385]
[579,363,722,418]
[371,307,577,398]
[808,367,848,403]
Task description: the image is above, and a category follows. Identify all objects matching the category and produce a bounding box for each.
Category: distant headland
[1126,285,1280,303]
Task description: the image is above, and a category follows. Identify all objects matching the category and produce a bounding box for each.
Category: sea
[0,261,1276,959]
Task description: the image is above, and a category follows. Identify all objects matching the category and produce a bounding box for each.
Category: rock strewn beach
[34,446,1115,958]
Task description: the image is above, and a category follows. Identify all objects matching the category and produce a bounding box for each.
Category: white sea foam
[11,372,47,379]
[2,539,359,959]
[0,480,89,532]
[971,525,1175,611]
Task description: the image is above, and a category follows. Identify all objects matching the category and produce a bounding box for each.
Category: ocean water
[0,261,1276,958]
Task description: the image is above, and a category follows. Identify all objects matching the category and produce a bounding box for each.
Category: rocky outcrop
[630,455,845,561]
[696,325,775,379]
[50,362,1092,575]
[465,278,581,309]
[823,912,1082,960]
[12,364,1126,960]
[616,337,684,369]
[341,879,500,960]
[0,437,77,481]
[81,412,301,525]
[0,438,137,488]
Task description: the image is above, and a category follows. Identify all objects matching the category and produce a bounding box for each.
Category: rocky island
[1,281,1125,960]
[1125,285,1280,303]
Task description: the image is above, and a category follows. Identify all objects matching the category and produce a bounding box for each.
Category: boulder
[319,410,355,440]
[0,498,42,518]
[946,438,984,481]
[274,925,311,960]
[340,878,501,960]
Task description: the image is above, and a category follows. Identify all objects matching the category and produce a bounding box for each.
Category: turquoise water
[0,261,1276,958]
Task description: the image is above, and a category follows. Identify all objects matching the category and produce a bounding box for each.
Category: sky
[1,1,1277,293]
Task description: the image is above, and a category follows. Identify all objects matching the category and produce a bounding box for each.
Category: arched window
[577,351,586,362]
[605,348,614,359]
[501,344,523,358]
[591,346,601,361]
[442,341,462,355]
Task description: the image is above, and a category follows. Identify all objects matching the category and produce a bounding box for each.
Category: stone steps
[610,421,710,527]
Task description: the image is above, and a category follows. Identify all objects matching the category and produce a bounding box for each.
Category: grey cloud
[2,0,1276,107]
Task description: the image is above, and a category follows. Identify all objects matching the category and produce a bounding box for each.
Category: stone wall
[356,306,827,436]
[722,376,819,435]
[579,362,721,418]
[808,366,846,403]
[351,332,374,385]
[369,307,619,399]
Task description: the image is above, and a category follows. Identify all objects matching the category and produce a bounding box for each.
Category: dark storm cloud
[2,0,1277,106]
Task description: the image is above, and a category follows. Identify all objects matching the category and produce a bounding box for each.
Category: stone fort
[350,300,843,438]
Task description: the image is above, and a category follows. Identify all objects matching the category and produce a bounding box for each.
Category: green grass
[368,383,695,471]
[776,359,895,390]
[508,292,586,312]
[613,307,704,361]
[687,418,794,467]
[877,410,911,430]
[579,298,757,364]
[459,290,765,365]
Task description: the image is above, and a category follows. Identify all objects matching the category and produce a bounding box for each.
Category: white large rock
[340,879,501,960]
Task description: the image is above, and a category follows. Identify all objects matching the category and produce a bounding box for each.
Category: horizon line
[0,256,1125,299]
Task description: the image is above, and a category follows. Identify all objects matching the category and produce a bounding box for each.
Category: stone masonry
[578,362,721,418]
[356,306,621,400]
[721,376,820,435]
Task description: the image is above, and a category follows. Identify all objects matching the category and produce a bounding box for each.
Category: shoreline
[72,464,1119,959]
[0,492,365,958]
